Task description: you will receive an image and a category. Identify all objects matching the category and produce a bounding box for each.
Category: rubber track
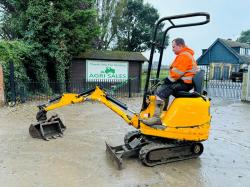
[139,142,202,167]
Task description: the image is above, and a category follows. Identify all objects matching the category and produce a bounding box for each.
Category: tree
[95,0,126,49]
[237,30,250,44]
[114,0,167,52]
[0,0,99,92]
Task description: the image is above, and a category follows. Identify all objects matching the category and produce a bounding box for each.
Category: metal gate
[202,66,242,100]
[206,80,242,99]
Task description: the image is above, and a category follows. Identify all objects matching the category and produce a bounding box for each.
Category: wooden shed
[69,50,148,93]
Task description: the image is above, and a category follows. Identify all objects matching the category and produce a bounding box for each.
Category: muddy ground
[0,97,250,187]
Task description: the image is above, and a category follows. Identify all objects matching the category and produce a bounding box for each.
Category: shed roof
[75,50,148,62]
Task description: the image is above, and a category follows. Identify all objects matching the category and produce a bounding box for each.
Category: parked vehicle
[231,69,243,82]
[230,68,248,82]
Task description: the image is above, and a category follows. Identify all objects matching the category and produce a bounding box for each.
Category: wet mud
[0,98,250,187]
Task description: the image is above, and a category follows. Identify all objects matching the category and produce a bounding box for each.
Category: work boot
[163,97,169,111]
[142,99,164,126]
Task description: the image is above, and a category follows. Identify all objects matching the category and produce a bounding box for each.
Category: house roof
[75,50,148,62]
[220,38,250,48]
[240,55,250,64]
[197,38,250,65]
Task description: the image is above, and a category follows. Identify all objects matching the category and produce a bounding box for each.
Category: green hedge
[0,40,32,101]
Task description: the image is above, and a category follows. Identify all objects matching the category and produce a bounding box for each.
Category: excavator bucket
[29,115,66,141]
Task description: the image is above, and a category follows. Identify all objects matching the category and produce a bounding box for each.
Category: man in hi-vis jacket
[142,38,198,126]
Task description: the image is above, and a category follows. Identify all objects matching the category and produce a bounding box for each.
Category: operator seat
[173,70,205,98]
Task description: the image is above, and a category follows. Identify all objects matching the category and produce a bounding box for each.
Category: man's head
[172,38,185,55]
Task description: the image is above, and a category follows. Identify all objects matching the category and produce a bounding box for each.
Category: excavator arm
[30,86,140,140]
[35,87,95,121]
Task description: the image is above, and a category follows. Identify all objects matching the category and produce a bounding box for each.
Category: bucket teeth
[29,116,66,140]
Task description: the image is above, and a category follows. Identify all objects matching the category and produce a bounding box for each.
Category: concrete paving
[0,97,249,187]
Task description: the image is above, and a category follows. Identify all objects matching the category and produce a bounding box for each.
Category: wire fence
[11,77,144,103]
[8,77,243,104]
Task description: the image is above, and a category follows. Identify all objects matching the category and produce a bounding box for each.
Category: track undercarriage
[106,130,204,169]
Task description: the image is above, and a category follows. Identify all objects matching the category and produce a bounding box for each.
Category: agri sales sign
[86,60,128,81]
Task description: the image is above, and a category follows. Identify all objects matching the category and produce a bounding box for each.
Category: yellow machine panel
[162,97,210,128]
[140,97,211,142]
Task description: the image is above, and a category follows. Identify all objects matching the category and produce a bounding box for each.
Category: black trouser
[156,79,193,100]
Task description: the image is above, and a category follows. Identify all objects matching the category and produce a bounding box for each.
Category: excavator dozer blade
[105,142,124,170]
[29,115,66,141]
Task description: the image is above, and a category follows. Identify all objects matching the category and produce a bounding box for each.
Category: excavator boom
[29,86,139,140]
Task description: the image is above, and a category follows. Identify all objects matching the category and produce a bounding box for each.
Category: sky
[143,0,250,65]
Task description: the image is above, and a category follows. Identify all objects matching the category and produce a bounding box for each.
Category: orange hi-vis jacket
[168,46,198,84]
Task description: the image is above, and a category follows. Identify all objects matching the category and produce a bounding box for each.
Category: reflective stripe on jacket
[168,47,198,84]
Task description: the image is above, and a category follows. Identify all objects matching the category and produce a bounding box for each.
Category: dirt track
[0,97,250,187]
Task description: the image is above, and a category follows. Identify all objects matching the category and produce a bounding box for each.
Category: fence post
[19,86,26,103]
[247,66,250,101]
[128,78,131,98]
[0,64,5,106]
[241,65,250,102]
[205,66,209,89]
[9,59,16,103]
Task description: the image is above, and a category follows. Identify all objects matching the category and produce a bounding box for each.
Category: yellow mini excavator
[29,12,211,169]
